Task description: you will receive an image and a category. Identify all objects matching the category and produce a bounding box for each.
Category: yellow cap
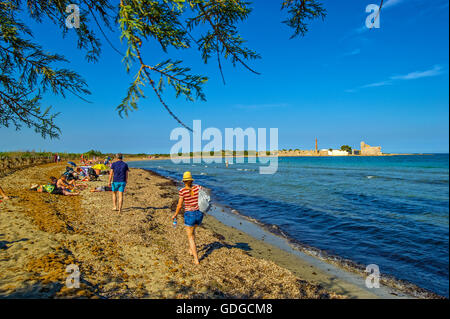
[182,171,194,181]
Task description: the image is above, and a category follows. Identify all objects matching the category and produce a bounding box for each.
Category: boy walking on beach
[108,154,129,213]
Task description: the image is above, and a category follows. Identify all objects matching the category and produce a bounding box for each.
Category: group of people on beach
[22,154,128,207]
[1,153,204,265]
[30,175,84,196]
[53,153,61,163]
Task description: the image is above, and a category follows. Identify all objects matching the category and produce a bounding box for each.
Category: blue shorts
[184,210,204,227]
[111,182,126,192]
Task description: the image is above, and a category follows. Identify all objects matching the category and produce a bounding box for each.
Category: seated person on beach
[171,171,204,265]
[57,175,87,190]
[90,185,112,192]
[49,176,59,187]
[0,185,9,200]
[57,175,75,191]
[30,183,79,196]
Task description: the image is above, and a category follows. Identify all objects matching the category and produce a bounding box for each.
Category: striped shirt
[179,185,200,211]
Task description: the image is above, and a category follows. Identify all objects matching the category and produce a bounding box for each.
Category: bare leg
[63,190,79,196]
[112,191,118,210]
[186,226,199,264]
[118,192,124,212]
[0,186,9,200]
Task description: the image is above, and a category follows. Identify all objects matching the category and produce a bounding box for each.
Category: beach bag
[198,188,211,213]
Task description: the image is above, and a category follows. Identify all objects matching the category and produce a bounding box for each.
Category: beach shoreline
[0,162,346,298]
[0,162,442,299]
[137,167,443,299]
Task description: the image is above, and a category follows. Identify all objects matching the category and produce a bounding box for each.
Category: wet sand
[0,162,408,298]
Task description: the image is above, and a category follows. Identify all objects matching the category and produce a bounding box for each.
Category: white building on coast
[325,149,349,156]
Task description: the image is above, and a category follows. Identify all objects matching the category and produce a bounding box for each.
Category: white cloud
[361,80,393,88]
[343,48,361,57]
[390,65,444,80]
[383,0,405,9]
[346,65,445,92]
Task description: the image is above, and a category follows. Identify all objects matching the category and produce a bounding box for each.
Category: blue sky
[1,0,448,153]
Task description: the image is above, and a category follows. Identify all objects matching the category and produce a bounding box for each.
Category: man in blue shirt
[108,153,129,212]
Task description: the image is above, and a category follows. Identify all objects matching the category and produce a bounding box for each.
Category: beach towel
[43,184,55,193]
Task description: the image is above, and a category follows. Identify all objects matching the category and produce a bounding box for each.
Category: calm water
[130,155,449,296]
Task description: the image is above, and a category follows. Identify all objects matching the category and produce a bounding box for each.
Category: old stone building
[360,141,382,156]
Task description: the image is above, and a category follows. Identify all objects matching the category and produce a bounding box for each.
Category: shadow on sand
[198,241,251,262]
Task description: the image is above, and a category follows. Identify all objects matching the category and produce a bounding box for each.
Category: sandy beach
[0,162,413,299]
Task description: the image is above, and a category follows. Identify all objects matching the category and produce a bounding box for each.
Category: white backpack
[198,187,211,213]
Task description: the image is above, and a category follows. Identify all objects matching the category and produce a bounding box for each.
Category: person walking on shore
[108,154,129,213]
[172,171,203,265]
[0,185,9,200]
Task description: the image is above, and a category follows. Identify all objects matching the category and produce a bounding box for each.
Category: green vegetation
[340,145,352,153]
[1,0,325,138]
[0,150,154,160]
[0,151,80,160]
[84,150,103,157]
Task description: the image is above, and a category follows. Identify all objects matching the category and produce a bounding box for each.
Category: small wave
[366,175,376,179]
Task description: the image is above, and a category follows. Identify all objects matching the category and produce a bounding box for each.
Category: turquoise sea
[130,154,449,297]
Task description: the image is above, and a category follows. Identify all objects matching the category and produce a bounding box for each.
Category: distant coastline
[126,152,434,163]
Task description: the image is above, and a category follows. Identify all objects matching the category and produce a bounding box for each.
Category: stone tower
[315,138,318,153]
[360,141,382,155]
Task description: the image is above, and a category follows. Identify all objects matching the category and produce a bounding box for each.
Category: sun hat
[182,171,194,182]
